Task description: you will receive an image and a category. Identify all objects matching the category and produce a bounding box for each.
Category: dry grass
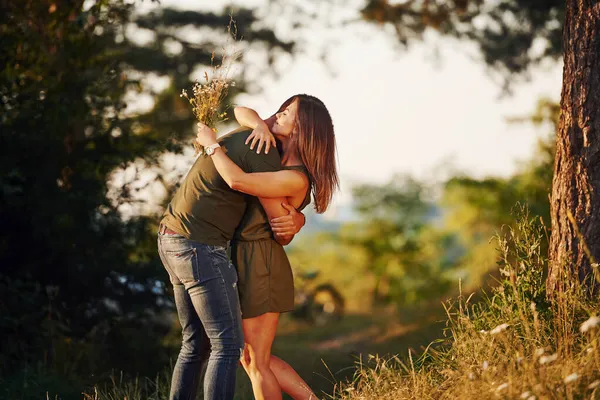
[180,17,241,155]
[333,208,600,400]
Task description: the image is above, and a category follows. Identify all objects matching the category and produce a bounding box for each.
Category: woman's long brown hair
[274,94,339,213]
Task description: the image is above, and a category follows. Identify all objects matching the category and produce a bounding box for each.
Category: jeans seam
[211,250,240,346]
[210,252,239,400]
[158,238,176,282]
[219,259,238,342]
[192,247,200,282]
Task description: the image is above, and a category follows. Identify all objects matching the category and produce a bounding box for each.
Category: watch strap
[206,143,220,155]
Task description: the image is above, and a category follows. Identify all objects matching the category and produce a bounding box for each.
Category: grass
[333,210,600,400]
[86,209,600,399]
[81,307,445,399]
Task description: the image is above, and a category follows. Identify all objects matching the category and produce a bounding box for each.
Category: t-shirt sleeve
[243,147,282,173]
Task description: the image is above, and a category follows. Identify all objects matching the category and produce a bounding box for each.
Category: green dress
[231,165,311,319]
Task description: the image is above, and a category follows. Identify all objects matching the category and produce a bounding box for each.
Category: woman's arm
[234,106,276,154]
[212,148,306,197]
[234,106,272,130]
[196,122,307,197]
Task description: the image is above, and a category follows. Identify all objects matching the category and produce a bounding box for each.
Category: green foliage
[0,1,293,398]
[351,175,442,305]
[360,0,564,90]
[1,0,167,375]
[290,176,454,307]
[440,98,557,287]
[120,7,294,151]
[82,371,171,400]
[289,99,557,310]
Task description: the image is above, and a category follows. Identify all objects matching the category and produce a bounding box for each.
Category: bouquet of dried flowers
[180,18,241,155]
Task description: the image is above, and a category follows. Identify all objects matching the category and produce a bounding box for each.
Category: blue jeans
[157,233,244,400]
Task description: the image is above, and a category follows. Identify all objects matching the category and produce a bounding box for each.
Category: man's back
[161,128,281,246]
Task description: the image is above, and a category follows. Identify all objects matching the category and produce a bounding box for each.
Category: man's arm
[269,203,305,238]
[258,198,295,245]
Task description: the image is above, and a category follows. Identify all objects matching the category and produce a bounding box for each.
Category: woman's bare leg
[241,313,317,400]
[270,355,318,400]
[240,313,282,400]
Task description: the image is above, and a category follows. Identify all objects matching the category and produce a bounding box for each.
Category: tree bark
[547,0,600,296]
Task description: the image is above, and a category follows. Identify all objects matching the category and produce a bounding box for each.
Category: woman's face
[271,100,298,137]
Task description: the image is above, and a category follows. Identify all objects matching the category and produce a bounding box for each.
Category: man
[157,126,303,400]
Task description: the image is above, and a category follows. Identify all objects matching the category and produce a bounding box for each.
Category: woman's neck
[276,135,303,166]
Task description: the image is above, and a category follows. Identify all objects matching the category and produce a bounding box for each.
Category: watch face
[205,146,214,155]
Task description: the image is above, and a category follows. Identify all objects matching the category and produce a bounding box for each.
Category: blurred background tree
[359,0,564,91]
[0,0,292,397]
[289,99,557,307]
[441,98,557,287]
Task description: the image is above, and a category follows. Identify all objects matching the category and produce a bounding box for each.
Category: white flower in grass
[468,372,475,380]
[538,353,558,365]
[580,316,600,333]
[490,323,510,335]
[480,329,488,334]
[520,391,532,399]
[588,380,600,389]
[586,347,594,354]
[495,383,508,392]
[516,356,524,364]
[482,360,489,370]
[534,348,545,357]
[564,373,580,384]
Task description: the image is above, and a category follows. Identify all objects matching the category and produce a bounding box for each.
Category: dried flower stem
[180,17,241,155]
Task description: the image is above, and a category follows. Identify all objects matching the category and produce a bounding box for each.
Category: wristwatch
[205,143,221,156]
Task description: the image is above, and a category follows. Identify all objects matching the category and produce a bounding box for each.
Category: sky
[124,0,563,219]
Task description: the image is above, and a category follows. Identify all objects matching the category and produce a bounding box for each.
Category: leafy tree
[0,0,294,395]
[441,99,557,286]
[359,0,564,90]
[0,0,175,381]
[119,7,294,154]
[347,175,452,305]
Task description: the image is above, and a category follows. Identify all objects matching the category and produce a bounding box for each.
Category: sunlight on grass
[332,207,600,399]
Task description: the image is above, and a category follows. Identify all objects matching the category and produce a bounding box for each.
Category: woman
[196,94,338,400]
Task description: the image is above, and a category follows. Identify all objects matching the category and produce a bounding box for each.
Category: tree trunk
[547,0,600,296]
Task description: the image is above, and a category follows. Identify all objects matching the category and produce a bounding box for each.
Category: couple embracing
[157,94,338,400]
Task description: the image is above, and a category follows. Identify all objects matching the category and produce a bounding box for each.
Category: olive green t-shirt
[160,128,282,246]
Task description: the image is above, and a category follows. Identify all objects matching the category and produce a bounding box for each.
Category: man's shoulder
[221,127,252,148]
[222,127,281,162]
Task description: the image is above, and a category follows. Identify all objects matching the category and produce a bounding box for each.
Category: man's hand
[245,122,276,155]
[196,122,218,146]
[270,202,305,237]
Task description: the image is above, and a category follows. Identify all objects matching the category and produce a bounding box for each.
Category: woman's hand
[245,122,276,154]
[196,122,218,146]
[270,203,306,237]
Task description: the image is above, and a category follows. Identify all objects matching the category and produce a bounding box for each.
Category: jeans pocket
[164,247,200,283]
